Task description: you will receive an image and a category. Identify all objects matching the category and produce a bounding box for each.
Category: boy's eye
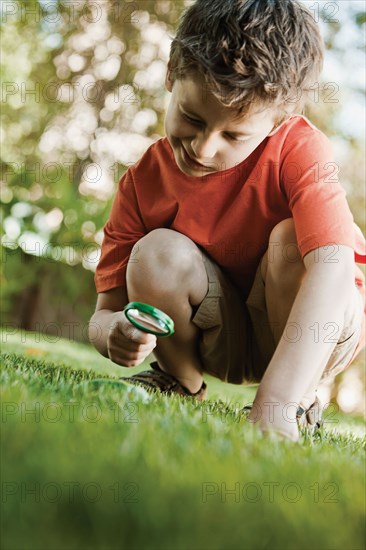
[182,113,202,125]
[182,112,249,143]
[225,133,249,143]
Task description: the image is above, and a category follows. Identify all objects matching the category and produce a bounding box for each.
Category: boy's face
[164,68,280,176]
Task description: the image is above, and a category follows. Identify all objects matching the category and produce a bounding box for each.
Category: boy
[89,0,365,441]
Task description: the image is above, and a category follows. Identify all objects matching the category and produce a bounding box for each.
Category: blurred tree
[1,0,186,325]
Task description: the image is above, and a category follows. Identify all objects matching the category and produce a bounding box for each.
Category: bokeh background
[1,0,365,414]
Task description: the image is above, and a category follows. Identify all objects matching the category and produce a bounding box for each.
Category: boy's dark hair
[169,0,324,124]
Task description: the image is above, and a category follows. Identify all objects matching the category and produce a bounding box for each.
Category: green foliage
[1,0,186,259]
[1,0,187,329]
[1,246,97,337]
[355,11,366,26]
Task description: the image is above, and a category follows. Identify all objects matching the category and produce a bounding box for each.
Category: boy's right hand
[106,312,157,367]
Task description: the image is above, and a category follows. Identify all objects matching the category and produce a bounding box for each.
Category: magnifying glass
[124,302,175,337]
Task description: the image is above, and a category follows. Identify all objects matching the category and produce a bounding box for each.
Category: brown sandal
[296,396,323,430]
[121,361,208,401]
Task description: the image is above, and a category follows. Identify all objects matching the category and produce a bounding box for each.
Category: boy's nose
[191,133,218,160]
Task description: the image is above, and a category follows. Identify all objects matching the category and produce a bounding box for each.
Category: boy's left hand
[247,399,300,441]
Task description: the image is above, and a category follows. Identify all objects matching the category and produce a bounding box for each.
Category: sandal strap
[296,396,323,429]
[150,361,207,396]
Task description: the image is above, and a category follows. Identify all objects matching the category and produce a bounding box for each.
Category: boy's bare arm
[88,286,157,365]
[88,286,129,357]
[249,245,356,440]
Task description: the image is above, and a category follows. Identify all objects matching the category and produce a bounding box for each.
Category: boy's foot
[296,396,323,431]
[120,361,208,401]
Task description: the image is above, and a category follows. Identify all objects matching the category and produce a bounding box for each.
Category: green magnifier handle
[124,302,175,337]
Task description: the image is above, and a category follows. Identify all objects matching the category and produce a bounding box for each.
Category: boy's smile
[164,69,280,176]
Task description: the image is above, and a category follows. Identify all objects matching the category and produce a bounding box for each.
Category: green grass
[1,330,365,550]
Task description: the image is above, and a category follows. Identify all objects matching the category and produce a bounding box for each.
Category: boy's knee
[269,218,296,247]
[127,228,201,283]
[269,218,301,263]
[267,218,305,280]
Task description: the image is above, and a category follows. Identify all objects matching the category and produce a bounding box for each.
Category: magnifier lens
[127,308,169,335]
[124,302,174,336]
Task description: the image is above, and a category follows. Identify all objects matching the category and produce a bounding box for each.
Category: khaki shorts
[191,250,365,385]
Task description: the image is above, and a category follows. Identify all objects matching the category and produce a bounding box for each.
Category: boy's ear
[165,62,174,92]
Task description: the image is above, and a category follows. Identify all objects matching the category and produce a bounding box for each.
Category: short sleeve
[94,169,147,292]
[280,127,357,260]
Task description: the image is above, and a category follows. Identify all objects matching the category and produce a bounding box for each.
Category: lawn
[1,329,365,550]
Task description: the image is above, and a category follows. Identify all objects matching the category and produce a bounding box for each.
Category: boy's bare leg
[126,229,208,393]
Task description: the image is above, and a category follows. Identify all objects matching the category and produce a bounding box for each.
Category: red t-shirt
[95,115,366,356]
